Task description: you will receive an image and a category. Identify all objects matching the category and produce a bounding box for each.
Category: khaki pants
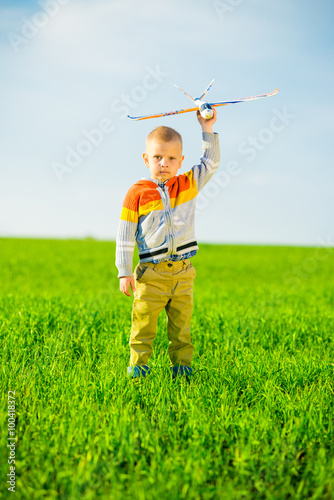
[129,259,196,368]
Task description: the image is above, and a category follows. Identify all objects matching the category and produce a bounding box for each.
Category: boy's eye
[154,156,161,159]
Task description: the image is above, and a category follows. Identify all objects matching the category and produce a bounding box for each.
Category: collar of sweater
[139,176,177,188]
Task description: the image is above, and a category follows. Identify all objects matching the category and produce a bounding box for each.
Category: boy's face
[143,139,184,182]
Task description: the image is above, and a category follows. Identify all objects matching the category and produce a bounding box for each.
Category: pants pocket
[188,263,196,279]
[134,264,149,281]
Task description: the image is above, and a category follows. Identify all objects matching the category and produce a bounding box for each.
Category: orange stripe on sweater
[169,171,198,208]
[139,190,161,208]
[122,184,160,210]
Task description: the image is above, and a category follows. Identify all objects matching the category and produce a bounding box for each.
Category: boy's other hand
[197,107,217,132]
[119,276,136,296]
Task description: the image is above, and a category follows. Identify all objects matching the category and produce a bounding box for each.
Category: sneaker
[170,365,193,380]
[127,365,151,378]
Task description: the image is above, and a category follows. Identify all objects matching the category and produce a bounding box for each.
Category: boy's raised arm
[197,107,217,133]
[189,108,220,192]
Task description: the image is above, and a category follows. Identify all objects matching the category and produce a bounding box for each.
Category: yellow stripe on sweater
[138,199,164,216]
[120,207,138,223]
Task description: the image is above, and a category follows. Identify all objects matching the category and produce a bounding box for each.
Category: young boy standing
[116,109,220,379]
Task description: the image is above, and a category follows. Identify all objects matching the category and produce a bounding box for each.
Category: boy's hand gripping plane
[127,79,279,121]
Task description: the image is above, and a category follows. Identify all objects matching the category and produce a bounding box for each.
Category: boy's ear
[178,155,185,169]
[143,153,149,167]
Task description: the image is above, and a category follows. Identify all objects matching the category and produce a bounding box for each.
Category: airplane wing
[127,105,198,121]
[127,89,279,120]
[210,88,279,107]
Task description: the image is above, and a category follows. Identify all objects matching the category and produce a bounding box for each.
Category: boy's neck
[148,177,170,186]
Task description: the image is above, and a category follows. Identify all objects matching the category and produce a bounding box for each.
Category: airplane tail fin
[198,79,215,100]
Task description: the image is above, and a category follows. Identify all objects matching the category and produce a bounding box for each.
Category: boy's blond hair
[146,126,182,150]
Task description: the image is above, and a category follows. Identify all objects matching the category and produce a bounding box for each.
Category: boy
[116,109,220,379]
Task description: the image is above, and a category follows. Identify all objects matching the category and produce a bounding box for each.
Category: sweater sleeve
[190,132,220,192]
[115,194,138,278]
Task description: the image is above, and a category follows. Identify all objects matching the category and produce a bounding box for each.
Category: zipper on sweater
[159,184,176,254]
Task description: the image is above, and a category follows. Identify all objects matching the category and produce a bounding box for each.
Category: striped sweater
[116,131,220,277]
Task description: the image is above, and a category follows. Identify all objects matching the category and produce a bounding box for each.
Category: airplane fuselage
[195,100,214,120]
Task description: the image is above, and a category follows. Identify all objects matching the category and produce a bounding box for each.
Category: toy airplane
[127,79,279,121]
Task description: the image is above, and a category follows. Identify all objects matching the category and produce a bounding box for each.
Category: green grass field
[1,237,333,499]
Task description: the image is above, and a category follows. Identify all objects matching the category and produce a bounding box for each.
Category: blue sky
[1,0,334,246]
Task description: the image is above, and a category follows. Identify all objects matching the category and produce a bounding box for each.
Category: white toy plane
[127,79,279,121]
